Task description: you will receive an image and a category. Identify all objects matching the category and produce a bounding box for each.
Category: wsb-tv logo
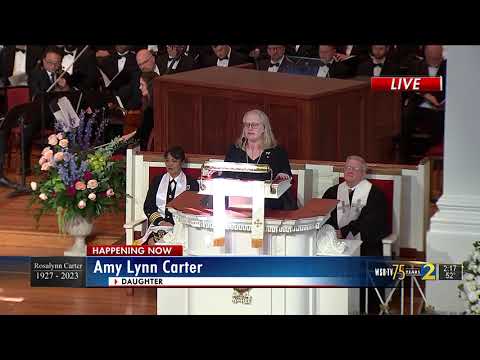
[374,262,437,281]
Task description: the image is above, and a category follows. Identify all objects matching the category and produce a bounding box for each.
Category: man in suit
[335,45,370,77]
[157,45,194,75]
[286,45,318,58]
[356,45,400,77]
[201,45,248,68]
[257,45,297,73]
[96,45,140,108]
[28,46,71,100]
[124,49,161,110]
[305,45,350,78]
[59,45,98,90]
[0,45,43,86]
[402,45,446,162]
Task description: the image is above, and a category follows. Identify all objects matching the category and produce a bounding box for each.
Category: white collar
[168,172,183,183]
[372,57,385,65]
[271,55,284,66]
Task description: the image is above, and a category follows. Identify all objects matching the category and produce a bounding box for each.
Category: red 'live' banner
[371,77,442,92]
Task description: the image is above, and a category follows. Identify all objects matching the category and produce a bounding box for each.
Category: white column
[426,46,480,313]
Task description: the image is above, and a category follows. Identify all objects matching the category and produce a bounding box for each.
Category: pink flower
[41,162,52,171]
[56,133,64,140]
[54,152,64,162]
[75,181,86,191]
[106,189,115,197]
[39,157,47,166]
[87,179,98,190]
[41,147,51,156]
[88,193,96,201]
[84,172,93,181]
[48,134,58,146]
[30,182,38,191]
[44,150,53,160]
[59,139,69,148]
[78,200,86,209]
[39,193,48,201]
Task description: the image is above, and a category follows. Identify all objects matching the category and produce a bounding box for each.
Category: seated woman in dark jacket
[142,146,199,244]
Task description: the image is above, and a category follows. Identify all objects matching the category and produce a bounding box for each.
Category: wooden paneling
[153,67,401,162]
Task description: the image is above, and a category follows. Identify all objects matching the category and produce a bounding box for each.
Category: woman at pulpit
[224,109,298,210]
[143,146,199,243]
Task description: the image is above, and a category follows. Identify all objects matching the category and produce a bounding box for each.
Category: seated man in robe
[322,155,389,257]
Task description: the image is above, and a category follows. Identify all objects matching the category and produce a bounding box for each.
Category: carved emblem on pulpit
[232,288,253,305]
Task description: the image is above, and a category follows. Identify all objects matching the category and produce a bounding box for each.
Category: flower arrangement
[29,109,130,231]
[458,240,480,314]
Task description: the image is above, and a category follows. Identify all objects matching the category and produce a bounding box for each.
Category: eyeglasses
[243,122,262,129]
[45,60,61,66]
[344,165,363,172]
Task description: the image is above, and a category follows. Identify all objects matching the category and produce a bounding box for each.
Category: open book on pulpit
[198,161,292,247]
[198,161,291,209]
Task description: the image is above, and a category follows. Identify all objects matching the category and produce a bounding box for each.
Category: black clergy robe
[322,182,389,257]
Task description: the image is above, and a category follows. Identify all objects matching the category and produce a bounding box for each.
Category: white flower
[467,291,478,303]
[88,193,96,201]
[464,273,475,281]
[468,263,478,272]
[460,291,467,300]
[476,277,480,287]
[30,182,38,191]
[39,193,48,201]
[465,281,477,293]
[78,200,86,209]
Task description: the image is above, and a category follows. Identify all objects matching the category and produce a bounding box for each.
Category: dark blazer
[28,65,71,100]
[0,46,43,85]
[257,56,298,74]
[144,172,200,225]
[286,45,318,58]
[157,54,195,75]
[305,60,350,79]
[409,59,447,105]
[96,51,140,106]
[336,45,370,61]
[223,144,298,210]
[201,49,248,68]
[356,58,401,77]
[62,47,98,90]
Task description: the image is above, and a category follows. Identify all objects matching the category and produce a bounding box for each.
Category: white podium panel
[156,208,362,315]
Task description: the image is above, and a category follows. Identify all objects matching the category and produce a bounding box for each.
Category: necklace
[246,147,263,164]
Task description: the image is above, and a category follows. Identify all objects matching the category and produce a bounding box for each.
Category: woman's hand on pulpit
[274,173,290,181]
[159,221,173,227]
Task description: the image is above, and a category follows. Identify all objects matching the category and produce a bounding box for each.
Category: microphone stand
[7,114,31,197]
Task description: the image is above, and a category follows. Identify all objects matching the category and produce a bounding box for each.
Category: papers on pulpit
[316,224,346,255]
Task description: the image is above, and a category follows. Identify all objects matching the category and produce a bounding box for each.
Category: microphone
[241,136,246,149]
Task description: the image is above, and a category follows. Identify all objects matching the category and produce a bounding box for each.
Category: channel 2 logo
[391,263,437,280]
